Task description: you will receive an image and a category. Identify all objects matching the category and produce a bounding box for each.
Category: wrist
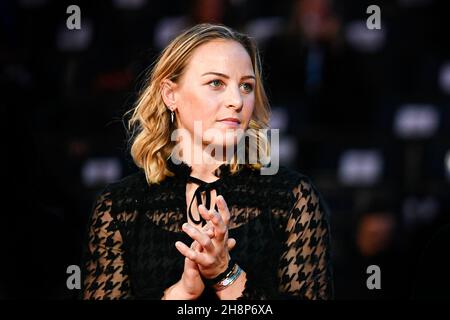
[202,259,243,292]
[215,269,247,300]
[212,263,242,291]
[163,280,198,300]
[202,258,234,285]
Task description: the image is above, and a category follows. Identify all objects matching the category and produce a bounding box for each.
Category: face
[165,39,256,158]
[357,214,395,257]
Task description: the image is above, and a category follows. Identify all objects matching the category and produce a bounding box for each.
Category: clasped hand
[173,195,236,298]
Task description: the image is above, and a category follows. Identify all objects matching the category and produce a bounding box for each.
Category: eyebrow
[201,72,256,80]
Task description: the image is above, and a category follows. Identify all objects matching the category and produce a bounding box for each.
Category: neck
[176,139,227,182]
[189,162,222,182]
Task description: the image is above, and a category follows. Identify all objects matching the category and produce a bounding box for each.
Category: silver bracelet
[212,263,243,291]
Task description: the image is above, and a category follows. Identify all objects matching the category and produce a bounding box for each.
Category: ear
[160,79,178,111]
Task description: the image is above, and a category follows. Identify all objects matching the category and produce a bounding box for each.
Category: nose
[225,84,243,111]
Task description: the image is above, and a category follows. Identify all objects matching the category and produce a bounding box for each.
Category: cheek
[198,99,221,129]
[243,96,256,123]
[193,92,222,124]
[180,87,206,115]
[180,92,220,130]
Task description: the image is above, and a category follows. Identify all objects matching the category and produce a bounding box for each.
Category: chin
[207,135,238,148]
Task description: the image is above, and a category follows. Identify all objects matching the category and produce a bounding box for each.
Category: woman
[82,23,333,300]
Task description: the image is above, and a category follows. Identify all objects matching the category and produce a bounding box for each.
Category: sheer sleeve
[277,178,333,299]
[82,187,132,299]
[237,177,333,300]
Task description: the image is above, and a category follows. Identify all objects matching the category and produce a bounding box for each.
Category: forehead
[185,39,254,75]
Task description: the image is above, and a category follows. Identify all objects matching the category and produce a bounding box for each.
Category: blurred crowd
[2,0,450,299]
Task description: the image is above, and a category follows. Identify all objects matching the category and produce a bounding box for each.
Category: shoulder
[103,170,147,195]
[245,165,315,192]
[265,167,331,227]
[240,165,323,209]
[95,170,148,214]
[274,166,324,203]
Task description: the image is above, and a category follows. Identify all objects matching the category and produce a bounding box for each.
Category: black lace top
[81,159,333,300]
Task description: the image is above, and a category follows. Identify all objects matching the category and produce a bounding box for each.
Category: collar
[166,155,232,179]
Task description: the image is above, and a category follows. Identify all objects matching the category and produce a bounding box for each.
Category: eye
[240,82,254,93]
[208,79,224,88]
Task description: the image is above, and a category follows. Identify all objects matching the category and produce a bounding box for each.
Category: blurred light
[269,107,289,133]
[345,20,386,53]
[279,135,298,166]
[439,62,450,94]
[445,150,450,181]
[56,20,93,52]
[402,196,439,230]
[245,17,284,45]
[394,104,439,139]
[338,149,383,186]
[82,157,122,187]
[112,0,147,10]
[154,17,188,50]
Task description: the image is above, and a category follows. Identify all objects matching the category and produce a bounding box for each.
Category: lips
[217,117,241,124]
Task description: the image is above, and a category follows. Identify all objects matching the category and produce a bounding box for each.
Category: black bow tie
[187,176,220,226]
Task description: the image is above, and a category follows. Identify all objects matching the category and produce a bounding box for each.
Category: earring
[171,110,175,123]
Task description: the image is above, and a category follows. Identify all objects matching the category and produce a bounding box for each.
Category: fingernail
[182,223,190,230]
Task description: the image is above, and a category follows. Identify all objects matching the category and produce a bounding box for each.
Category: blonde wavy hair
[126,23,271,185]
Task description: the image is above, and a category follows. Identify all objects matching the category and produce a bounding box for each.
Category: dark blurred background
[2,0,449,299]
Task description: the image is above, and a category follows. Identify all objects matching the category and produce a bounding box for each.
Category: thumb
[227,238,236,251]
[184,257,199,277]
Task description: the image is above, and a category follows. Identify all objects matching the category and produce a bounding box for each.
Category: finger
[202,222,215,239]
[198,204,213,222]
[227,238,236,251]
[216,195,231,225]
[191,240,204,253]
[184,257,198,272]
[182,223,215,253]
[205,228,214,238]
[175,241,211,266]
[199,206,227,241]
[199,204,225,228]
[175,241,198,261]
